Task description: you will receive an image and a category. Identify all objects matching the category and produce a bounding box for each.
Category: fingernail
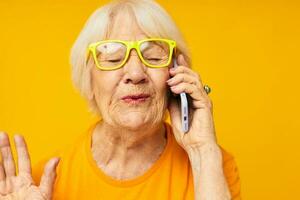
[0,132,7,139]
[14,134,22,143]
[49,158,60,169]
[53,157,61,165]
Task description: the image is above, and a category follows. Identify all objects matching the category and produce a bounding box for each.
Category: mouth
[121,93,150,105]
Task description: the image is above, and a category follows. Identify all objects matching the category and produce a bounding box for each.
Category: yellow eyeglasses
[87,38,176,71]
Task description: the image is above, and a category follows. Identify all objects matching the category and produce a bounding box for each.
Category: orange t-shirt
[33,121,241,200]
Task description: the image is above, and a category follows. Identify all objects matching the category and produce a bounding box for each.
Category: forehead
[108,8,147,41]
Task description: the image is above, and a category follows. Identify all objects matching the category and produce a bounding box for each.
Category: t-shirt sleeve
[222,150,242,200]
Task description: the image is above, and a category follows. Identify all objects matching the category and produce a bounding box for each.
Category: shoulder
[219,146,242,199]
[32,121,97,184]
[220,146,236,165]
[219,146,240,177]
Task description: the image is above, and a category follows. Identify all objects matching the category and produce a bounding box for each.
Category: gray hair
[70,0,191,115]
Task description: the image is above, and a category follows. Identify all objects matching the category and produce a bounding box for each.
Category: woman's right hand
[0,132,60,200]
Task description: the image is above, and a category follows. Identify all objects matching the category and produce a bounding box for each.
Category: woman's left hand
[167,54,217,153]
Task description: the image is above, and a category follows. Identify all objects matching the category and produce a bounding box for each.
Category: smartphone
[173,58,189,133]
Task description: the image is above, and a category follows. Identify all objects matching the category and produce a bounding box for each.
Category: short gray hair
[70,0,191,115]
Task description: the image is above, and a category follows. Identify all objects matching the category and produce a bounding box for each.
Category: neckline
[85,120,173,187]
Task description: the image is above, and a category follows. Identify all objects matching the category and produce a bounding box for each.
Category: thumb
[39,157,60,200]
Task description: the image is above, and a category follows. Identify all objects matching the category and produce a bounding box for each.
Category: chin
[117,112,151,131]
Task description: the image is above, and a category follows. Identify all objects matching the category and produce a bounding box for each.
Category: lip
[121,93,150,104]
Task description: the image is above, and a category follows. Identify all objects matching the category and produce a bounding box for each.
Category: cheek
[91,69,120,104]
[148,69,170,97]
[91,70,104,95]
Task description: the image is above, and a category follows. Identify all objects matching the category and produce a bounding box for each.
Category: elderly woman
[0,0,241,199]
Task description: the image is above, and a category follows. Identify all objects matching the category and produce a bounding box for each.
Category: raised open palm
[0,132,59,200]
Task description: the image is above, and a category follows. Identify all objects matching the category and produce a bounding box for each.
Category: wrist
[186,142,223,165]
[186,142,220,156]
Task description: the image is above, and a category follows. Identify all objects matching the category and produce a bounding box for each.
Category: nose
[122,49,148,84]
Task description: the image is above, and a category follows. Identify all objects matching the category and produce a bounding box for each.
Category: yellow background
[0,0,299,199]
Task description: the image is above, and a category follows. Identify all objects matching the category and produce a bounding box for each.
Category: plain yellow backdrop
[0,0,299,199]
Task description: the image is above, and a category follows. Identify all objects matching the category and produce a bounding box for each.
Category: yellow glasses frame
[87,38,176,71]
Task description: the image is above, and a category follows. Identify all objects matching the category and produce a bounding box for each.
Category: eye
[146,58,162,61]
[107,59,122,63]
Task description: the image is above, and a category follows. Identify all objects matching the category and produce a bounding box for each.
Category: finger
[170,82,212,109]
[14,135,31,175]
[169,65,199,79]
[170,66,209,96]
[170,82,202,100]
[39,157,60,199]
[0,132,16,178]
[0,160,4,195]
[174,54,207,90]
[167,73,200,88]
[177,54,189,67]
[0,161,5,181]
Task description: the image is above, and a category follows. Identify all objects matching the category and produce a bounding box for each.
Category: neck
[91,120,167,180]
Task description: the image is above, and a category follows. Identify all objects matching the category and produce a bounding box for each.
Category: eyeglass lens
[95,40,171,68]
